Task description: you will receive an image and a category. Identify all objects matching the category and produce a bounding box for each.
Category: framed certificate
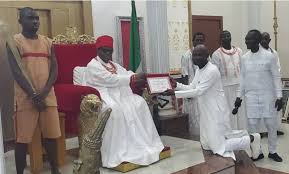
[147,76,172,94]
[282,78,289,89]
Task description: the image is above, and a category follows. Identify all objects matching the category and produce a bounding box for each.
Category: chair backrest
[54,44,97,84]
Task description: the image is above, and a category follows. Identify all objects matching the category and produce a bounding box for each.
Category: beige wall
[190,1,248,52]
[243,1,289,78]
[259,1,289,78]
[277,1,289,78]
[167,1,190,72]
[190,0,289,78]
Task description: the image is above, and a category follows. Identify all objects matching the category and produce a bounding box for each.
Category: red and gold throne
[53,37,100,136]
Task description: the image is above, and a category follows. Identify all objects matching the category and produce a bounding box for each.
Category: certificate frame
[282,78,289,89]
[146,75,172,94]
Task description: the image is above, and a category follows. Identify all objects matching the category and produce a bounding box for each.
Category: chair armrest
[54,84,101,113]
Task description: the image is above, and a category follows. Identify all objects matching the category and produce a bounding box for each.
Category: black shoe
[268,153,283,162]
[251,153,264,161]
[277,131,284,136]
[260,132,268,138]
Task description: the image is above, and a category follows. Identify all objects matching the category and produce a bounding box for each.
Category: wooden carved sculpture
[73,94,111,174]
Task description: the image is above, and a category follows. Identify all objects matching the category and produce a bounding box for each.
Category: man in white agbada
[84,35,164,168]
[211,30,247,130]
[234,30,283,162]
[260,32,283,136]
[166,45,260,160]
[180,32,205,135]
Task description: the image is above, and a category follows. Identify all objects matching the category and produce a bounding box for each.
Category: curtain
[146,1,170,73]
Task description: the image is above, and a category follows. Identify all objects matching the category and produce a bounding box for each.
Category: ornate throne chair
[52,28,101,136]
[53,43,100,136]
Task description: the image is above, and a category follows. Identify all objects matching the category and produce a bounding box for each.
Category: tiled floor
[3,124,289,174]
[4,136,205,174]
[254,123,289,173]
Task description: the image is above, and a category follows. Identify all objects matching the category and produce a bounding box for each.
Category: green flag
[129,0,141,72]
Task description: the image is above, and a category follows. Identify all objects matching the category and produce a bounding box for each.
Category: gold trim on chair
[112,147,171,173]
[53,27,95,44]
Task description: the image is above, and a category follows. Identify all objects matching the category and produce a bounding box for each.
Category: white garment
[263,47,281,73]
[248,117,278,153]
[238,47,282,153]
[225,135,250,152]
[181,49,196,83]
[224,85,247,129]
[183,98,200,135]
[238,47,282,118]
[211,47,242,86]
[175,62,237,159]
[85,57,164,168]
[181,49,200,135]
[73,66,87,86]
[258,47,282,133]
[0,110,5,174]
[211,47,247,130]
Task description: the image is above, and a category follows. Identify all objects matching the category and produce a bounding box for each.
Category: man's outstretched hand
[161,89,175,96]
[275,98,283,111]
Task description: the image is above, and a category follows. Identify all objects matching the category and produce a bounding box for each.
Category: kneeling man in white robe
[164,45,260,160]
[85,35,164,168]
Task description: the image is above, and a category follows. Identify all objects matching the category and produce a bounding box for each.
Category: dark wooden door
[192,15,223,55]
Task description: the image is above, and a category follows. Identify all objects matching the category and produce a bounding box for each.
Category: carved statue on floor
[73,94,111,174]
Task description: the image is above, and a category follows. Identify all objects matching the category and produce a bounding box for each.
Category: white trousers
[248,117,278,153]
[183,98,200,135]
[225,135,250,152]
[258,112,282,133]
[224,84,247,130]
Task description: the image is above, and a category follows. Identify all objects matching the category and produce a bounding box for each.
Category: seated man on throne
[83,35,164,168]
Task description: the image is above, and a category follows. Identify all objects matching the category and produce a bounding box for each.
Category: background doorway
[191,15,223,55]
